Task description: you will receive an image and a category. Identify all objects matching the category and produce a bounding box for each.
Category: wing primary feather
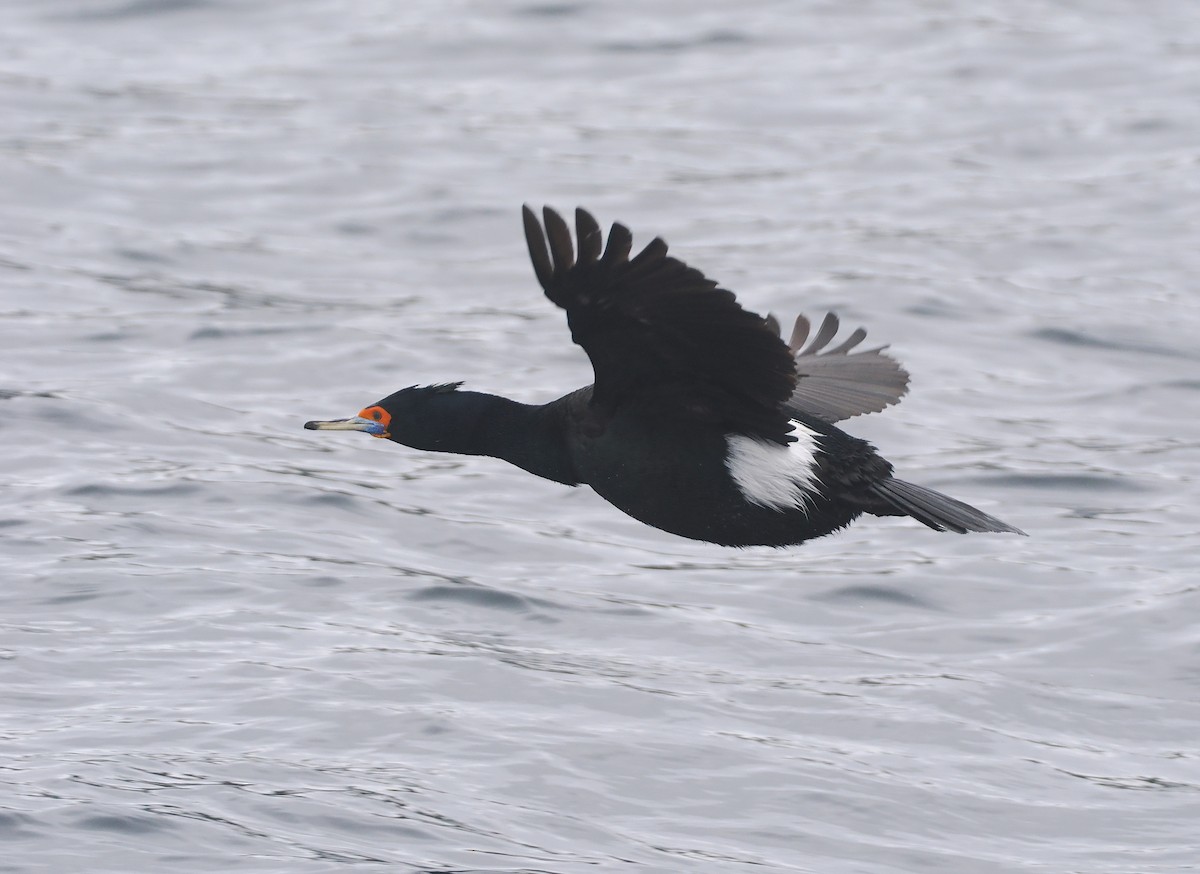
[806,313,840,354]
[601,222,633,266]
[788,315,811,354]
[627,237,669,274]
[522,205,554,290]
[575,208,603,264]
[825,327,868,355]
[542,207,575,274]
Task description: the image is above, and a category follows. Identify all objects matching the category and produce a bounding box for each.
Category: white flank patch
[725,421,822,512]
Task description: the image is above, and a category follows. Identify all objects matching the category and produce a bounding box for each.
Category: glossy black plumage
[305,206,1023,546]
[521,205,798,445]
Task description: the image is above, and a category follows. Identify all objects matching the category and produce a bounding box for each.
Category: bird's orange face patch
[357,405,392,438]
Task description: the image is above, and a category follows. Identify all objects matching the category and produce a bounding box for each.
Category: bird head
[304,382,466,450]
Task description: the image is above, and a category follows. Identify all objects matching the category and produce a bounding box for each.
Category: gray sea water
[3,2,1200,872]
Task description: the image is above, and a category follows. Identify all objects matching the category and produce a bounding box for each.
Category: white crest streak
[725,422,822,512]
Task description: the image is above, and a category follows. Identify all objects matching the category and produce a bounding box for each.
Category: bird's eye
[356,405,391,431]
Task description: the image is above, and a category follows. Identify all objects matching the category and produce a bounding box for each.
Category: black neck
[421,391,580,487]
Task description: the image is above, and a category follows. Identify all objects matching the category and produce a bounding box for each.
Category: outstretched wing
[523,206,797,444]
[764,312,910,423]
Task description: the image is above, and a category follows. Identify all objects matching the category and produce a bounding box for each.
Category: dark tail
[868,478,1025,535]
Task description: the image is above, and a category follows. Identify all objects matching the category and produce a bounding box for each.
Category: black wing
[523,206,797,444]
[764,313,911,423]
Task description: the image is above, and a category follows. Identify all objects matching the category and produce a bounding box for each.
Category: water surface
[2,2,1199,872]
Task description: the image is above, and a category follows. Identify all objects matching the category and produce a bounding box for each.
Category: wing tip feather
[522,204,553,289]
